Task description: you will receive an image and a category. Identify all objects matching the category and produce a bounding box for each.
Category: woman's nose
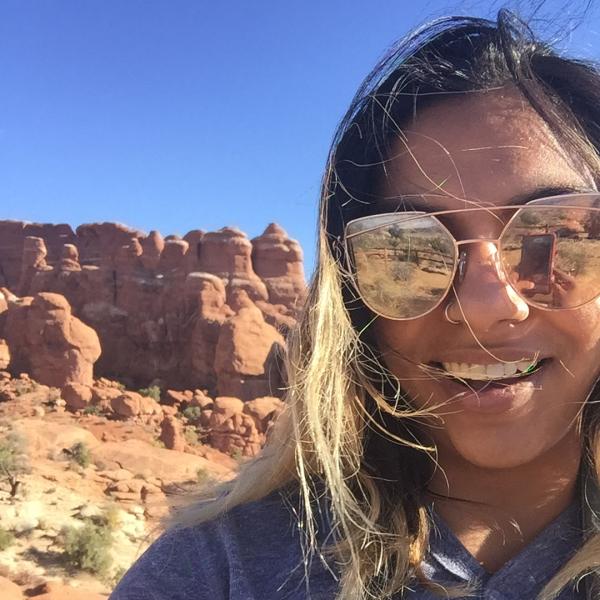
[445,242,529,331]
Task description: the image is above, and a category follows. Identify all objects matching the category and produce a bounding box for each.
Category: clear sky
[1,1,599,274]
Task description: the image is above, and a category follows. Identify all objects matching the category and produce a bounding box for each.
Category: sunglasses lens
[347,214,456,319]
[501,205,600,309]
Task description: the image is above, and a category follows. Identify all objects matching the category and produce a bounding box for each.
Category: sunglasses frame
[343,192,600,321]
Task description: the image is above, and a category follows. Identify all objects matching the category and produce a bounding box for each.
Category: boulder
[62,382,93,410]
[159,415,186,451]
[244,396,284,426]
[4,292,101,387]
[214,291,284,400]
[12,419,99,459]
[208,397,262,456]
[60,243,82,271]
[111,391,144,418]
[91,438,233,482]
[0,338,10,369]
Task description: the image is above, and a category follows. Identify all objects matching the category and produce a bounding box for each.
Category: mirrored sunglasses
[344,193,600,320]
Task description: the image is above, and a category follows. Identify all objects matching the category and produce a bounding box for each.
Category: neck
[427,431,582,572]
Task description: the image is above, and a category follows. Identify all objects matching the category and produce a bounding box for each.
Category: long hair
[170,10,600,599]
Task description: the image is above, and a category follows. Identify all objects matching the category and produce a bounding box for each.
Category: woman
[110,10,600,600]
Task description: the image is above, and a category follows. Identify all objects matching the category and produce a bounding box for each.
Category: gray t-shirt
[110,488,584,599]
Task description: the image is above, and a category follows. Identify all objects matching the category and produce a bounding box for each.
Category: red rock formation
[207,395,284,456]
[0,338,10,369]
[60,243,82,271]
[0,221,76,289]
[140,230,164,271]
[0,220,306,398]
[4,292,101,387]
[62,382,93,410]
[159,414,186,451]
[252,223,306,308]
[199,227,268,303]
[188,272,233,390]
[214,290,285,400]
[75,222,145,268]
[18,236,51,296]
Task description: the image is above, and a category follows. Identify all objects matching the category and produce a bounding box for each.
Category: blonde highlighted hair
[170,10,600,599]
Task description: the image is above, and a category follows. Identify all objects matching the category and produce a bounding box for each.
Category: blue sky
[1,1,598,274]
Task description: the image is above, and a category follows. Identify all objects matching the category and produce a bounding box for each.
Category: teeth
[441,359,539,380]
[486,364,505,378]
[504,362,518,376]
[516,360,534,372]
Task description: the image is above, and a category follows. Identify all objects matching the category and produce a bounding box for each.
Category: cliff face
[0,220,306,398]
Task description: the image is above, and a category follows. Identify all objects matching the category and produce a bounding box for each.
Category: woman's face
[371,88,600,469]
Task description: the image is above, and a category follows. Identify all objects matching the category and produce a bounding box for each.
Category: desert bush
[61,507,118,576]
[61,520,113,576]
[184,428,198,445]
[392,262,414,282]
[519,210,542,226]
[182,406,202,421]
[82,405,101,416]
[67,442,92,469]
[138,385,161,402]
[12,383,32,396]
[196,467,208,484]
[101,503,120,531]
[0,527,15,551]
[559,241,587,275]
[0,429,30,496]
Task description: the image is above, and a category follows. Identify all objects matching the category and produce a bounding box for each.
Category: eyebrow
[383,184,597,212]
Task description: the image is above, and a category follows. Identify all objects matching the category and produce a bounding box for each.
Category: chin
[440,416,577,470]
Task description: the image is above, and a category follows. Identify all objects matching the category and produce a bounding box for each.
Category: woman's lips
[431,358,553,415]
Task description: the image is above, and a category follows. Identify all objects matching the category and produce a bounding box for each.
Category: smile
[439,359,541,381]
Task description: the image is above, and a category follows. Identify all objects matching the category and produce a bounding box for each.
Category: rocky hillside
[0,219,303,598]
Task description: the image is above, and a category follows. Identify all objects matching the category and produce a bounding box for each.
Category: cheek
[373,316,436,360]
[551,300,600,356]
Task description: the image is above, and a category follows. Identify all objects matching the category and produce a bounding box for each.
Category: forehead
[379,87,594,209]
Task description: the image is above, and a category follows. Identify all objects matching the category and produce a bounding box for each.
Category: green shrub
[61,520,113,576]
[196,467,208,484]
[68,442,91,469]
[184,428,198,445]
[559,242,587,276]
[182,406,202,421]
[82,405,101,416]
[0,430,30,496]
[0,527,14,551]
[138,386,161,402]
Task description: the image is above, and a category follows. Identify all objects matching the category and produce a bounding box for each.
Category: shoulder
[109,488,338,600]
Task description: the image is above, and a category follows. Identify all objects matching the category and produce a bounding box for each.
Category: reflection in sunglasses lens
[501,207,600,310]
[347,199,600,320]
[349,216,456,319]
